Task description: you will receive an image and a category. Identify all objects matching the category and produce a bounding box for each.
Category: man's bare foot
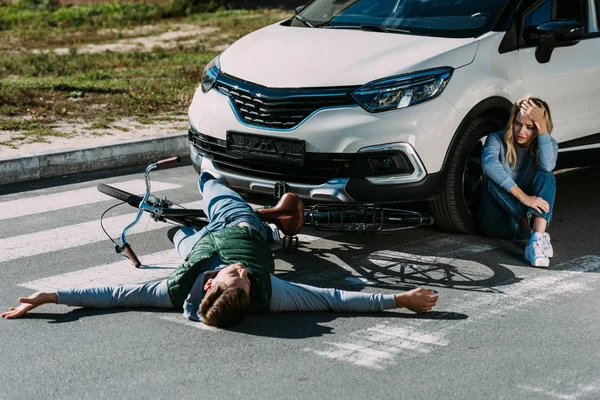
[1,291,58,319]
[394,288,438,313]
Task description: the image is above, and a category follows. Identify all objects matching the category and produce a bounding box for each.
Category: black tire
[97,184,143,208]
[429,118,504,234]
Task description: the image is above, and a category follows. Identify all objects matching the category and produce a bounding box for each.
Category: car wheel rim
[462,136,486,217]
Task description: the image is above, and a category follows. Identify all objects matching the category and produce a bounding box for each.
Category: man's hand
[520,99,548,134]
[520,194,550,214]
[1,291,58,320]
[394,288,438,313]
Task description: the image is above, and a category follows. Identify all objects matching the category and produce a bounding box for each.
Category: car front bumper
[189,140,445,204]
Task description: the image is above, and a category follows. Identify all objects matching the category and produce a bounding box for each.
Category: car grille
[189,129,393,185]
[214,74,358,129]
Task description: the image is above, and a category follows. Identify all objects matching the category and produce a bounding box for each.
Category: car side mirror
[295,5,306,14]
[535,20,584,64]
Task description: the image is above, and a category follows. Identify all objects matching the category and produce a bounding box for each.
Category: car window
[293,0,508,38]
[556,0,586,31]
[521,0,553,45]
[523,0,552,29]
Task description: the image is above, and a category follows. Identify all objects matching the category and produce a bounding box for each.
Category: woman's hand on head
[521,195,550,214]
[1,291,58,320]
[394,288,438,313]
[520,99,548,134]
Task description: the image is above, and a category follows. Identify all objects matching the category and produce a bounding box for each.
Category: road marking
[305,238,600,369]
[560,255,600,272]
[517,377,600,399]
[344,277,377,285]
[0,180,181,220]
[20,249,180,291]
[309,324,449,370]
[0,201,203,263]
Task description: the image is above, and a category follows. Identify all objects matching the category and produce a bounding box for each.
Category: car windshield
[293,0,508,38]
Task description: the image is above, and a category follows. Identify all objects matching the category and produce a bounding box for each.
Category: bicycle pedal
[281,235,299,253]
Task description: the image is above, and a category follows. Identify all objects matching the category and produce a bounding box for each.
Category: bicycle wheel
[97,184,208,226]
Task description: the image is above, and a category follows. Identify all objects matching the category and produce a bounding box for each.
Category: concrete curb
[0,132,189,186]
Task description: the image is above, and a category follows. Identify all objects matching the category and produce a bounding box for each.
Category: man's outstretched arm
[269,276,438,313]
[1,291,58,319]
[3,281,174,320]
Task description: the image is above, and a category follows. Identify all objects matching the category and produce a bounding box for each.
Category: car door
[517,0,600,148]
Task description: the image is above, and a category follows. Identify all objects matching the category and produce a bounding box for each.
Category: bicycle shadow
[275,230,523,296]
[224,229,512,338]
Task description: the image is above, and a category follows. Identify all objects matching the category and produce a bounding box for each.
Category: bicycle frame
[100,157,432,267]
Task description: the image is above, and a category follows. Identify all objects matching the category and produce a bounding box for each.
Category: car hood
[220,23,479,88]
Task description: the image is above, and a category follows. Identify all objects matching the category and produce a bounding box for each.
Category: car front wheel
[429,117,504,234]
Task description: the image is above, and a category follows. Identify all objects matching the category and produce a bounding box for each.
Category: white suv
[187,0,600,233]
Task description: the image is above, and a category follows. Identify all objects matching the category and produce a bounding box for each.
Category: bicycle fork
[116,157,181,267]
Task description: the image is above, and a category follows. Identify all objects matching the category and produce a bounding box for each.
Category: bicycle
[97,157,432,267]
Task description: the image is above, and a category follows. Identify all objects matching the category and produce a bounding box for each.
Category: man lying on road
[3,172,438,327]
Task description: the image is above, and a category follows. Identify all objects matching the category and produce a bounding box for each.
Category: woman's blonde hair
[504,96,553,167]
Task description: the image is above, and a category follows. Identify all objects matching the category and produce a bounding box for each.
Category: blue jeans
[174,172,273,259]
[479,170,556,240]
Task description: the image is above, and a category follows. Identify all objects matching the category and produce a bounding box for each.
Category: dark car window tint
[294,0,507,38]
[556,0,585,28]
[523,0,552,28]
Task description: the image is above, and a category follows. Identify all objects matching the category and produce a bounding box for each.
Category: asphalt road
[1,164,599,400]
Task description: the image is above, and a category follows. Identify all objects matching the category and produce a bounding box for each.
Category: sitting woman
[479,96,558,267]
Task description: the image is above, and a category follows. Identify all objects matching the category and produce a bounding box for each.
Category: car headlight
[200,55,220,93]
[352,67,453,113]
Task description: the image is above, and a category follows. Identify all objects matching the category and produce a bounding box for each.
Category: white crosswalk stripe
[20,249,180,291]
[0,200,203,263]
[0,180,180,220]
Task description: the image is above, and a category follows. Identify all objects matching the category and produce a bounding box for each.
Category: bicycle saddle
[257,192,304,237]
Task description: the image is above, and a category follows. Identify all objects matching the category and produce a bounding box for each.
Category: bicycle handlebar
[122,243,141,268]
[156,156,181,169]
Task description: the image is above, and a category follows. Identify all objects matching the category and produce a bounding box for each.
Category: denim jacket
[482,130,558,192]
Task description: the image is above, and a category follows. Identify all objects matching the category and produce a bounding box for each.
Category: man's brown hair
[199,283,251,327]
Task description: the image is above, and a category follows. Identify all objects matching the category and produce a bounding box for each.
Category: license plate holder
[226,131,306,166]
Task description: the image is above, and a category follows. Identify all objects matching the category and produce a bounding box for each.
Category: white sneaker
[267,223,281,242]
[525,239,550,268]
[539,232,553,258]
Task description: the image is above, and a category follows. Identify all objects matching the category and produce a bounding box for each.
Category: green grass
[0,117,70,147]
[0,0,290,147]
[0,0,225,31]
